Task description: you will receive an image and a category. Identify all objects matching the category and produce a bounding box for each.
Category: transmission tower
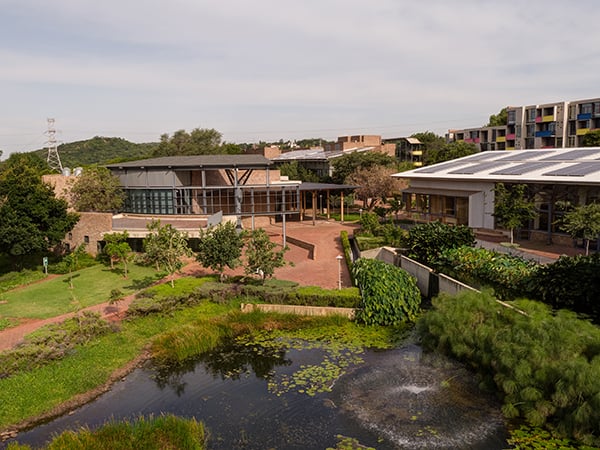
[45,118,63,173]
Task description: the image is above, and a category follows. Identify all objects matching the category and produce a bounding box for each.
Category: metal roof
[106,154,272,169]
[393,147,600,185]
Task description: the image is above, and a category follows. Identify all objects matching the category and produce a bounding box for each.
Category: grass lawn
[0,264,164,320]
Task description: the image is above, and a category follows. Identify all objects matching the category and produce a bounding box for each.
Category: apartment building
[449,97,600,150]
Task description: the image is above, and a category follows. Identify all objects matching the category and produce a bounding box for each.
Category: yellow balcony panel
[543,115,555,122]
[413,161,423,167]
[412,150,423,156]
[496,136,506,143]
[577,128,590,136]
[506,146,515,150]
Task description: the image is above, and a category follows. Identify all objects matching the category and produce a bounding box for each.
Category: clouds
[1,1,600,155]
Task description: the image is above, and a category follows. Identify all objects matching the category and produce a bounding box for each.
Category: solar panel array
[448,161,511,174]
[412,159,471,173]
[490,161,558,176]
[496,150,556,161]
[543,162,600,177]
[541,149,600,161]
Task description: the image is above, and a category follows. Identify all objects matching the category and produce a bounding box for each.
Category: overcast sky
[1,0,599,156]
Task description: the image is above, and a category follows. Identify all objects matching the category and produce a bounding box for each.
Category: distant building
[448,97,600,151]
[382,137,424,166]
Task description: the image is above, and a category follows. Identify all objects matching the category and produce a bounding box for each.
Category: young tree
[143,219,193,287]
[0,153,79,267]
[63,244,87,289]
[346,165,404,211]
[493,183,537,245]
[582,130,600,147]
[103,231,132,278]
[425,141,478,165]
[70,166,125,212]
[196,221,245,281]
[560,203,600,255]
[244,228,289,283]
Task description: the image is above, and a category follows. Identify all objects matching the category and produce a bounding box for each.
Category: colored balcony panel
[535,117,542,123]
[578,113,592,120]
[543,115,555,122]
[506,133,516,140]
[536,130,553,138]
[576,128,590,136]
[496,136,506,143]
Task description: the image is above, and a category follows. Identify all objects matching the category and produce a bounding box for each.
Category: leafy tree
[582,129,600,147]
[410,131,445,163]
[196,221,245,281]
[153,128,238,157]
[346,165,403,211]
[386,194,404,221]
[103,231,132,278]
[143,219,193,287]
[278,161,320,182]
[493,183,536,245]
[560,203,600,255]
[425,141,478,165]
[244,228,289,283]
[0,154,79,267]
[352,258,420,325]
[485,107,508,127]
[330,151,396,184]
[70,166,125,212]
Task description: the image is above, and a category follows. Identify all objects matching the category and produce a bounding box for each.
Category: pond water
[5,340,508,449]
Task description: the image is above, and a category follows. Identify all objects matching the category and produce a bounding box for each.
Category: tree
[330,151,396,184]
[410,131,445,163]
[0,153,79,267]
[143,220,193,287]
[278,161,320,182]
[582,130,600,147]
[152,128,238,157]
[493,183,537,245]
[63,244,87,289]
[425,141,478,165]
[346,165,404,211]
[560,203,600,255]
[485,107,508,127]
[244,228,289,283]
[103,231,132,278]
[196,221,245,281]
[70,166,125,212]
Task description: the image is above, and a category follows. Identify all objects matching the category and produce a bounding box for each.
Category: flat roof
[106,154,272,170]
[393,147,600,185]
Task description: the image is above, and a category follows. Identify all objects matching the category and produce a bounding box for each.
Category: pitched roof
[393,147,600,185]
[106,154,272,169]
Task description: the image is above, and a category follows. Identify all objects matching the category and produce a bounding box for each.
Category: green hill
[33,136,159,168]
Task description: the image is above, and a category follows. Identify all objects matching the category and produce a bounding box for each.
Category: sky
[1,0,600,157]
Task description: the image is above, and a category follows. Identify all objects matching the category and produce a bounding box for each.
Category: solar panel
[541,149,600,161]
[448,161,511,174]
[490,161,559,175]
[495,150,556,161]
[543,162,600,177]
[461,151,505,162]
[412,159,471,173]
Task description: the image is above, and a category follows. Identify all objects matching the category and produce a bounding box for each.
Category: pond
[5,338,508,449]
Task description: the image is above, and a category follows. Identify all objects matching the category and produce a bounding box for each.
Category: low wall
[438,273,479,296]
[240,303,355,319]
[398,255,434,298]
[286,236,316,260]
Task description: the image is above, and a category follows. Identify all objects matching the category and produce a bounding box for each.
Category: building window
[84,236,90,244]
[581,103,593,115]
[507,110,516,124]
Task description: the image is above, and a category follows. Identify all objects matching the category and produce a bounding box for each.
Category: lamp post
[336,255,343,290]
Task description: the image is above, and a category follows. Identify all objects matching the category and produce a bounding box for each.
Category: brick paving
[0,219,584,352]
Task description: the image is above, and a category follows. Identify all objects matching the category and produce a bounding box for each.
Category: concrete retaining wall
[438,273,479,296]
[286,236,315,260]
[398,255,434,298]
[240,303,355,319]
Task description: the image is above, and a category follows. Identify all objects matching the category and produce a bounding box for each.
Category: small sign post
[43,257,48,276]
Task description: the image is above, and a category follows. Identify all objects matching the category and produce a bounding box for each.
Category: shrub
[418,290,600,446]
[527,253,600,322]
[340,230,353,281]
[0,312,115,379]
[358,211,380,235]
[434,246,537,300]
[403,221,475,265]
[351,258,420,326]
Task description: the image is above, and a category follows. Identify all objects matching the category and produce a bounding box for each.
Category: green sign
[43,257,48,267]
